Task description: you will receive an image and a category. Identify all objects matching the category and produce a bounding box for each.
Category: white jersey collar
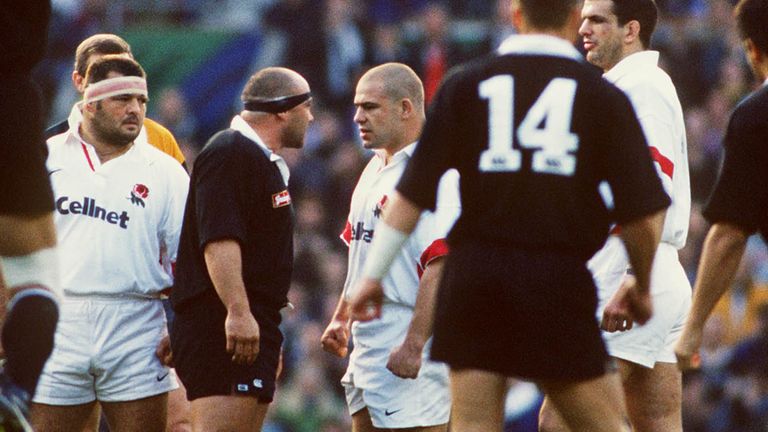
[497,34,583,62]
[374,141,417,167]
[604,50,659,82]
[230,115,290,184]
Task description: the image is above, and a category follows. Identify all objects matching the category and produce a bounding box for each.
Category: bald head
[241,67,310,102]
[359,63,425,118]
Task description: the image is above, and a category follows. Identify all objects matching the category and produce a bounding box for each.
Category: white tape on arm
[361,222,409,280]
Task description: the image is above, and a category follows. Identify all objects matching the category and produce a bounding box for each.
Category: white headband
[83,76,148,104]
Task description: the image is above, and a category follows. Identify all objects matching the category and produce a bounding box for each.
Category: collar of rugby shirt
[230,114,290,185]
[497,34,584,62]
[604,50,660,83]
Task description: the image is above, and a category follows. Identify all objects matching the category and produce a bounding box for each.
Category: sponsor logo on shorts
[56,196,130,229]
[384,408,402,416]
[156,372,169,382]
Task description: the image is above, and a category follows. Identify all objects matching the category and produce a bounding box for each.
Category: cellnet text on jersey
[56,196,130,229]
[350,221,374,243]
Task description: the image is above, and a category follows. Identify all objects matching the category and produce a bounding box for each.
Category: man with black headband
[170,66,313,432]
[31,55,189,431]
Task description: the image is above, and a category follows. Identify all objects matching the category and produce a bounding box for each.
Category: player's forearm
[403,258,445,350]
[362,192,424,281]
[382,192,423,235]
[332,295,351,322]
[204,239,250,315]
[620,209,666,292]
[687,223,749,329]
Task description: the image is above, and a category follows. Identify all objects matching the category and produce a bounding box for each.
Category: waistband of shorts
[62,291,164,301]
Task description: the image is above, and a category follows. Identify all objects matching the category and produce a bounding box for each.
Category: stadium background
[33,1,768,430]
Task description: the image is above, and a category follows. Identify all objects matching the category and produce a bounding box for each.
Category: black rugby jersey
[171,127,294,310]
[704,84,768,241]
[397,35,670,259]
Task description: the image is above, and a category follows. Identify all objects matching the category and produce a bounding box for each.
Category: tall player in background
[539,1,691,431]
[322,63,459,431]
[46,33,186,169]
[0,1,60,431]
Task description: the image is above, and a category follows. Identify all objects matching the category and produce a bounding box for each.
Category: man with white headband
[30,55,189,431]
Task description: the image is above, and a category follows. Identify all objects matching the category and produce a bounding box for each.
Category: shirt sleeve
[158,160,190,278]
[194,136,255,248]
[410,168,461,274]
[600,86,671,223]
[704,101,768,234]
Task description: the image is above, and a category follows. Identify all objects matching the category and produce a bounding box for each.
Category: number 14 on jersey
[478,75,579,176]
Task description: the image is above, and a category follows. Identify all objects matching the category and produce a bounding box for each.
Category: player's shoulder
[733,85,768,120]
[143,117,174,140]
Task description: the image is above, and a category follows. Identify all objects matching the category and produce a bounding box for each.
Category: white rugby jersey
[341,143,460,307]
[604,51,690,248]
[46,123,189,298]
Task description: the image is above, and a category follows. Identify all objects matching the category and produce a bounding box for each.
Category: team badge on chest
[128,184,149,207]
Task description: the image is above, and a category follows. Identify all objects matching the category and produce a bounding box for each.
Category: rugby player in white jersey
[539,1,691,431]
[321,63,460,432]
[30,55,189,432]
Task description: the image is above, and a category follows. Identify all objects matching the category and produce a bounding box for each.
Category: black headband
[243,92,311,113]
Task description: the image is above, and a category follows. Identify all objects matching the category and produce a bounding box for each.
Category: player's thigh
[0,213,56,255]
[619,359,682,429]
[100,393,168,432]
[166,381,192,432]
[538,372,628,432]
[351,407,381,432]
[449,368,507,432]
[190,395,268,432]
[538,396,571,432]
[30,401,98,432]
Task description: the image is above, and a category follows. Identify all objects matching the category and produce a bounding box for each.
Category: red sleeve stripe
[649,146,674,179]
[417,239,450,278]
[340,221,352,247]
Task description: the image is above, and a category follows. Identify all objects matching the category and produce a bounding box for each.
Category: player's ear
[72,71,85,93]
[625,20,641,45]
[400,98,414,118]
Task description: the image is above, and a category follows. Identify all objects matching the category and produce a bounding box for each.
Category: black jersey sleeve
[704,90,768,235]
[397,69,463,211]
[599,85,671,224]
[193,133,256,248]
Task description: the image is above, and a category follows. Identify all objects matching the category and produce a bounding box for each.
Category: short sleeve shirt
[704,83,768,241]
[397,34,670,259]
[171,116,294,310]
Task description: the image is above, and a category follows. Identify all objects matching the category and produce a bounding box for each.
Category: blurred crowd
[34,0,768,431]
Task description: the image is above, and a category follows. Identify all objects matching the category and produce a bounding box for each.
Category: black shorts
[431,243,609,381]
[170,290,284,402]
[0,80,54,216]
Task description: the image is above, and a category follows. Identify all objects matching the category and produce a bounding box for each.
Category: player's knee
[538,407,568,432]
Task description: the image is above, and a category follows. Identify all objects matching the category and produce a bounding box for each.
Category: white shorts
[342,303,450,428]
[589,237,692,368]
[34,297,178,405]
